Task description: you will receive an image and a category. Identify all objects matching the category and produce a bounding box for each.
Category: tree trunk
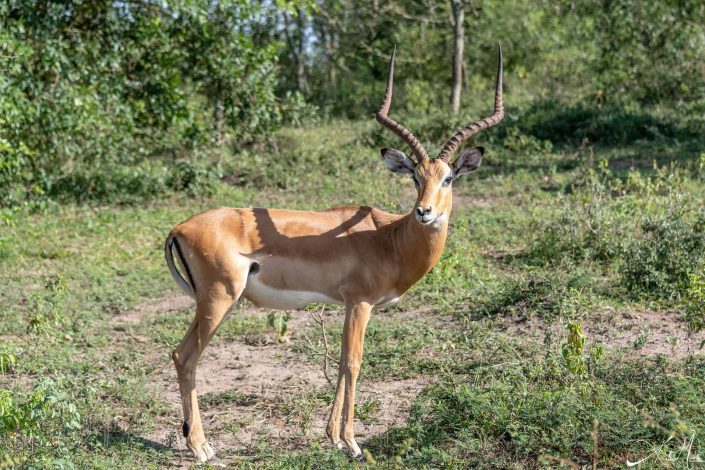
[213,88,225,145]
[450,0,465,114]
[295,8,309,94]
[283,8,309,94]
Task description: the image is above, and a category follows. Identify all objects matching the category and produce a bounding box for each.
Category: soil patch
[124,295,429,467]
[115,294,193,324]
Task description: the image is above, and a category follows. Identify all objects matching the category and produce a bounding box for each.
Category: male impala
[164,45,503,462]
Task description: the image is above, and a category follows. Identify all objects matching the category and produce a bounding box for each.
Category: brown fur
[165,158,455,460]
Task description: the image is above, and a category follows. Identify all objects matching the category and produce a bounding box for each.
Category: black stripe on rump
[172,237,197,294]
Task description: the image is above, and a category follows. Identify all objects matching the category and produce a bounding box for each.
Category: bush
[279,91,320,127]
[47,159,221,204]
[518,100,681,147]
[467,273,595,320]
[0,375,89,468]
[620,210,705,298]
[0,1,279,209]
[684,273,705,333]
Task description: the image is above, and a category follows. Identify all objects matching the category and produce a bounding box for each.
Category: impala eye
[443,176,453,186]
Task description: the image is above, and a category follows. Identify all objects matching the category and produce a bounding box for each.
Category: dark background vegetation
[1,0,705,468]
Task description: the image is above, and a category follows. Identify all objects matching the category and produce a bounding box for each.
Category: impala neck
[393,210,449,290]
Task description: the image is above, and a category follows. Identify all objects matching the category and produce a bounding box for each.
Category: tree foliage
[1,0,703,207]
[0,0,279,206]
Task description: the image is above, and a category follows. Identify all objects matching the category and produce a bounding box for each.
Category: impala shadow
[249,206,403,261]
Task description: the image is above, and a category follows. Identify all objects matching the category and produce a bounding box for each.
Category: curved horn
[437,43,504,162]
[376,46,429,162]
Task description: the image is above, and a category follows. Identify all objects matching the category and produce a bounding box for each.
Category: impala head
[376,45,504,227]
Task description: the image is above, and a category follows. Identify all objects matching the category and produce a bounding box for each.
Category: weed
[267,311,291,342]
[684,273,705,333]
[0,349,16,375]
[562,322,587,377]
[0,375,90,467]
[632,327,651,350]
[355,396,381,424]
[27,274,68,335]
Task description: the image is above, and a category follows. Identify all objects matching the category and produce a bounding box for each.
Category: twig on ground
[302,306,338,387]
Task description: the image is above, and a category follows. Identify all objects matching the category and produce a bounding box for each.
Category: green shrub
[0,1,279,209]
[47,159,221,204]
[279,91,320,127]
[467,273,595,320]
[684,273,705,333]
[620,210,705,298]
[27,275,68,335]
[519,101,680,146]
[0,349,16,375]
[0,375,88,468]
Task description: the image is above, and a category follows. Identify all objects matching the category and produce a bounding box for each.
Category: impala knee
[172,350,182,367]
[343,358,362,376]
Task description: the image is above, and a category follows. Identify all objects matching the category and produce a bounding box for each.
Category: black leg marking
[182,418,191,437]
[249,262,260,275]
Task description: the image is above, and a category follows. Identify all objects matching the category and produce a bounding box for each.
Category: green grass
[2,108,705,468]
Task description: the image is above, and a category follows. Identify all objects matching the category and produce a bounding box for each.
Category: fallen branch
[303,307,338,387]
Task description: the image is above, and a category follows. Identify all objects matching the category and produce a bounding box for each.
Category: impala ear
[381,148,416,175]
[452,147,484,176]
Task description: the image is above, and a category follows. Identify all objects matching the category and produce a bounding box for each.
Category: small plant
[0,375,87,466]
[355,396,381,424]
[27,274,68,335]
[267,311,291,342]
[0,349,16,375]
[279,91,320,127]
[633,327,651,350]
[562,322,587,377]
[684,273,705,333]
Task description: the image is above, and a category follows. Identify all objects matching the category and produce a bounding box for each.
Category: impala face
[381,146,486,227]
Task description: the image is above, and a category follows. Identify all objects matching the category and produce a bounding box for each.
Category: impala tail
[165,233,196,299]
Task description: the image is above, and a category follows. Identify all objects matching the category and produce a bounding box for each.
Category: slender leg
[326,361,345,449]
[172,284,241,462]
[337,301,373,457]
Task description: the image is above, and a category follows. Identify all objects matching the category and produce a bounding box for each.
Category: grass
[2,105,705,468]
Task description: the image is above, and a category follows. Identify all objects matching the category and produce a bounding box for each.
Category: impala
[164,45,504,462]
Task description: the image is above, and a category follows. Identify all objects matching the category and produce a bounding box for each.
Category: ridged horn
[437,43,504,162]
[375,46,429,162]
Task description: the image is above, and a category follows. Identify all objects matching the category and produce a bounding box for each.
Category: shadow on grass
[97,425,179,457]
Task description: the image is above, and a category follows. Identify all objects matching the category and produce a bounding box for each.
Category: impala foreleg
[326,371,345,449]
[328,301,372,458]
[172,287,241,462]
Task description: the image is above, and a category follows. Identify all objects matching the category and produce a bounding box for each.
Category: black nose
[416,206,432,217]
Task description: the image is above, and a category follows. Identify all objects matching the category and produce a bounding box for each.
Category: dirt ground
[114,294,705,467]
[114,295,428,467]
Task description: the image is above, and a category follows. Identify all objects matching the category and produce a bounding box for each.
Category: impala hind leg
[327,301,372,458]
[172,281,244,462]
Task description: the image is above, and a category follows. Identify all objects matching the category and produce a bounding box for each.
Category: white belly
[242,276,341,309]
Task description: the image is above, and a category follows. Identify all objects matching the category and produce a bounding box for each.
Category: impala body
[165,45,504,462]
